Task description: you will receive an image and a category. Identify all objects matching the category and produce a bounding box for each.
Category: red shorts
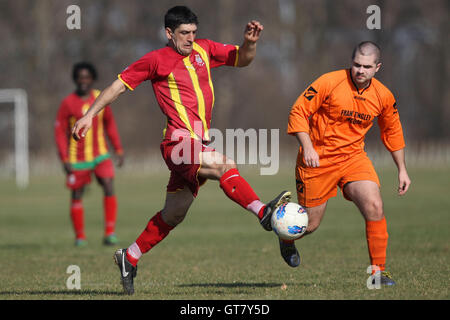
[66,158,115,190]
[160,137,215,197]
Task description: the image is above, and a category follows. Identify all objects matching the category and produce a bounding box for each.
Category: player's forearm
[295,132,314,150]
[85,79,126,118]
[237,40,257,67]
[391,148,407,172]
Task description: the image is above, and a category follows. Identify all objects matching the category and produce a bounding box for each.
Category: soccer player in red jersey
[72,6,291,294]
[55,62,124,247]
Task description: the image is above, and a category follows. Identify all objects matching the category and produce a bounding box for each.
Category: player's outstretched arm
[391,148,411,195]
[72,79,126,141]
[236,20,264,67]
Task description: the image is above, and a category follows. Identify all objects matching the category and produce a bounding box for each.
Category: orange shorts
[295,152,380,207]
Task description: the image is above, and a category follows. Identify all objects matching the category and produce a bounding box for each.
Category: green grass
[0,167,449,300]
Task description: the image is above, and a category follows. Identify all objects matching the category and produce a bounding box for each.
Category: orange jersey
[287,69,405,161]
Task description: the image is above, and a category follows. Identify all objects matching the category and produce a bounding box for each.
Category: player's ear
[165,27,174,41]
[375,62,382,72]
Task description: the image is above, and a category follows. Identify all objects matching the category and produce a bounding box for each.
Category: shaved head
[350,41,382,89]
[352,41,381,64]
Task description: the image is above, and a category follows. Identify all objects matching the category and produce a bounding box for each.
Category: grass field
[0,167,448,300]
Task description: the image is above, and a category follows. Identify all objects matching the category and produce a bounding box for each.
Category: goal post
[0,89,29,188]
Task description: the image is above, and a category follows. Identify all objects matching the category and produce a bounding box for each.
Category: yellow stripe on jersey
[162,118,168,138]
[97,110,107,155]
[167,73,198,140]
[117,74,134,91]
[82,103,94,161]
[192,43,215,110]
[69,117,77,163]
[183,56,209,141]
[234,46,240,67]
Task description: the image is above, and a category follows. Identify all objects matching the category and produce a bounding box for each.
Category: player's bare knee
[104,184,114,196]
[98,177,114,196]
[71,188,84,200]
[366,199,384,220]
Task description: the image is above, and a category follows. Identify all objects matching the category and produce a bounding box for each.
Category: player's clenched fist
[303,147,320,168]
[72,115,93,141]
[244,20,263,43]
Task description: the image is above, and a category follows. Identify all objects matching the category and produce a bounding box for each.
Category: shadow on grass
[177,282,282,288]
[0,289,123,296]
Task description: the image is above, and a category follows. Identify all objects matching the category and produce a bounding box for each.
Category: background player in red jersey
[55,62,124,247]
[72,6,292,294]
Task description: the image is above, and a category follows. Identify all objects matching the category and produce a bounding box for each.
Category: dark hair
[72,62,97,81]
[352,41,381,64]
[164,6,198,32]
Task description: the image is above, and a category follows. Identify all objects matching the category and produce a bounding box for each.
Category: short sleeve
[118,51,158,91]
[204,39,239,68]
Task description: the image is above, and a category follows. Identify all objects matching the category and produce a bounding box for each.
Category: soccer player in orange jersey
[72,6,291,294]
[55,62,124,247]
[287,42,411,285]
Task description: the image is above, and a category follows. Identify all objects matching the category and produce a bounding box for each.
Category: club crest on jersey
[304,86,318,101]
[195,54,205,67]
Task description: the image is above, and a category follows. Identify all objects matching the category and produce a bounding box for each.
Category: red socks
[126,168,263,267]
[127,212,174,266]
[219,168,264,216]
[70,199,85,240]
[104,195,117,236]
[71,196,117,240]
[366,217,389,272]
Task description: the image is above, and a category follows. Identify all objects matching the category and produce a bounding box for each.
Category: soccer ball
[271,202,308,241]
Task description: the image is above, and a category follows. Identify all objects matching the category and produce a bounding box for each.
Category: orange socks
[365,217,388,272]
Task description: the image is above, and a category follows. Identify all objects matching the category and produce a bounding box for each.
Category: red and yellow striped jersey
[118,39,239,142]
[55,89,123,169]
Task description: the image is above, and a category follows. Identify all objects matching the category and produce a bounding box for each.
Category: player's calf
[304,221,321,235]
[162,208,188,226]
[161,188,195,226]
[299,202,327,236]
